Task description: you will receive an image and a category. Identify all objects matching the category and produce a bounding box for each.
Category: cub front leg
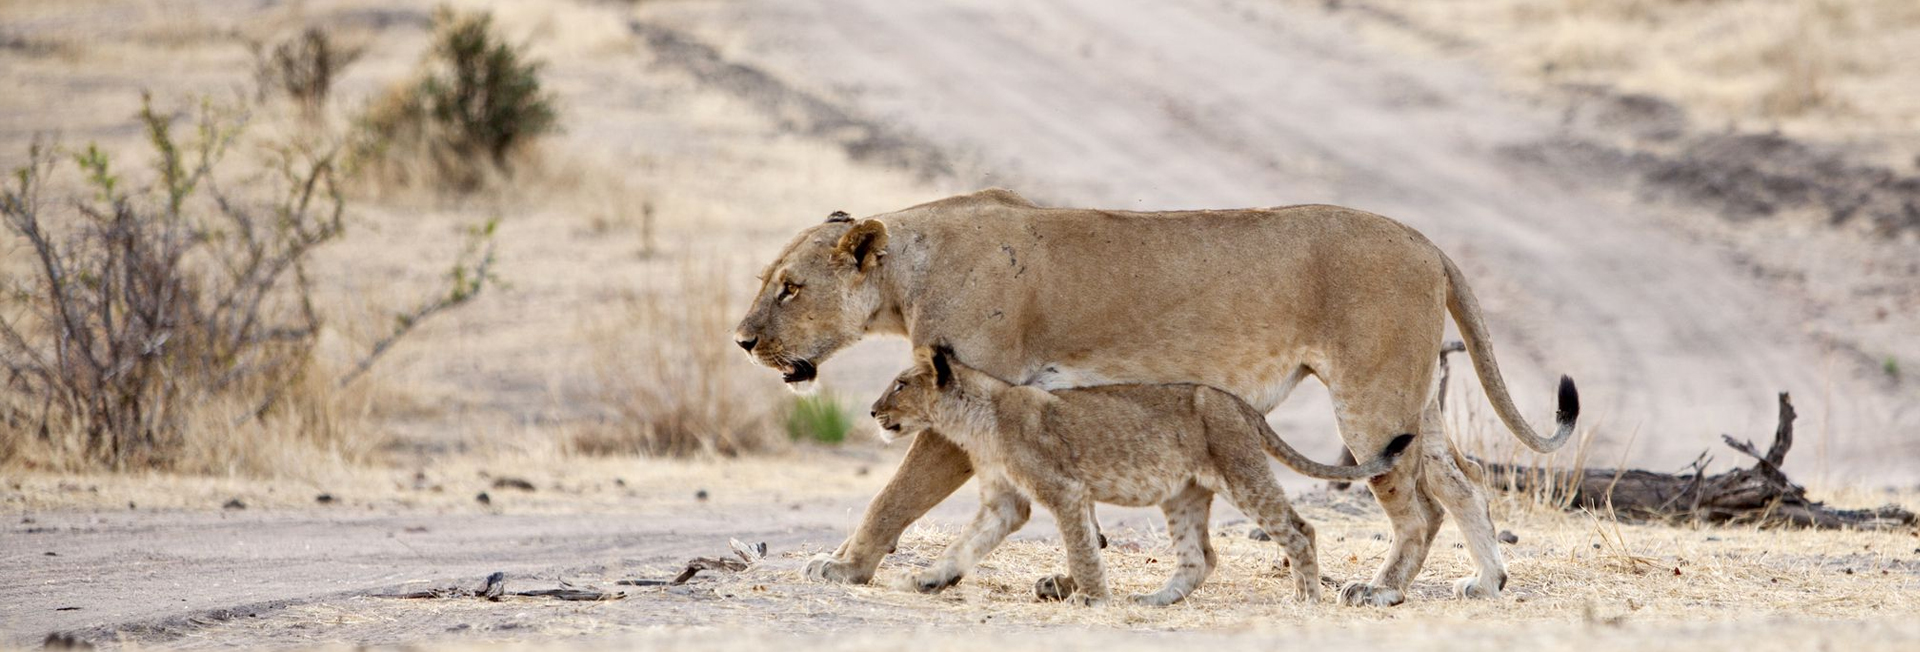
[910,477,1030,593]
[1039,491,1109,606]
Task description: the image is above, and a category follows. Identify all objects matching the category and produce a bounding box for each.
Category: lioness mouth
[783,359,818,384]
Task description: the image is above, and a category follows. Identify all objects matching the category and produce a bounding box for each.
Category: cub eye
[778,281,801,301]
[894,381,907,392]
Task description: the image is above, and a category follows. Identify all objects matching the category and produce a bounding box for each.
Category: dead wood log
[1478,392,1914,530]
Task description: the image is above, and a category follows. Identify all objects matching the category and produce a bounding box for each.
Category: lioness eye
[779,281,800,301]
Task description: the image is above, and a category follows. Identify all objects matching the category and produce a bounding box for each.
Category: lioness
[870,345,1415,606]
[735,189,1579,606]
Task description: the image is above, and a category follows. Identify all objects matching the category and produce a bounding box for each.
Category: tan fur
[735,189,1579,605]
[870,348,1411,605]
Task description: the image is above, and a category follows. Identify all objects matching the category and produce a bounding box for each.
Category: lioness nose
[736,336,758,352]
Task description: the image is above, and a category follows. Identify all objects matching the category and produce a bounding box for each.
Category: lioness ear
[930,345,954,388]
[832,219,889,272]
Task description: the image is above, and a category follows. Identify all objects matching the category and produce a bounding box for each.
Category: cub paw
[911,568,963,594]
[1034,574,1078,602]
[1337,582,1405,607]
[803,553,874,585]
[1294,580,1323,603]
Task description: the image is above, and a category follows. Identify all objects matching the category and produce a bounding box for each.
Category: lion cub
[871,345,1413,606]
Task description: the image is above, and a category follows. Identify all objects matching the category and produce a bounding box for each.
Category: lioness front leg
[910,477,1030,593]
[807,433,972,584]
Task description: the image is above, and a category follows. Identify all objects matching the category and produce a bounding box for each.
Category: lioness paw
[1338,582,1405,607]
[1128,589,1187,607]
[803,553,873,585]
[1454,575,1502,600]
[1066,592,1108,607]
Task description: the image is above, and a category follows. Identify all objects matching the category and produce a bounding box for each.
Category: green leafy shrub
[352,6,558,191]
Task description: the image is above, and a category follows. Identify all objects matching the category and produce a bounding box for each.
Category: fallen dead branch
[392,571,623,601]
[1480,392,1913,529]
[619,538,767,586]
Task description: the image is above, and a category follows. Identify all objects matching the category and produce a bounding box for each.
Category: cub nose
[869,410,879,418]
[736,336,758,352]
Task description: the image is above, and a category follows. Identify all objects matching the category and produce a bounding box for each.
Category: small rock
[42,632,92,650]
[222,499,246,510]
[695,489,709,501]
[43,551,56,556]
[1248,528,1271,541]
[315,494,336,505]
[127,502,135,510]
[491,477,536,492]
[1498,530,1519,545]
[475,492,492,506]
[613,478,627,487]
[481,571,507,601]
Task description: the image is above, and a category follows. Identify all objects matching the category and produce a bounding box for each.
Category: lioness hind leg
[1322,344,1443,607]
[910,477,1030,594]
[1336,457,1442,607]
[1132,483,1215,606]
[1418,405,1507,599]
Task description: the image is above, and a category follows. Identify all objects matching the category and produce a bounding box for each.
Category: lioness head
[733,213,889,387]
[869,344,970,443]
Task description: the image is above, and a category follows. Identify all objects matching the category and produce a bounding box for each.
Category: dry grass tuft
[1357,0,1920,140]
[574,258,789,458]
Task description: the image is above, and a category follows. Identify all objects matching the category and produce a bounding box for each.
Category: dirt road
[643,0,1919,482]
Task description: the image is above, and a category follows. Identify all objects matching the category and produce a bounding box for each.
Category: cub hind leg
[1132,483,1216,606]
[1214,459,1320,602]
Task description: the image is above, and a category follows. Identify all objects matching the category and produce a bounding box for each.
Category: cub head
[869,344,965,443]
[733,212,890,388]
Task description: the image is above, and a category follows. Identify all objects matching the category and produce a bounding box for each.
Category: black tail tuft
[1555,375,1580,426]
[1382,434,1416,459]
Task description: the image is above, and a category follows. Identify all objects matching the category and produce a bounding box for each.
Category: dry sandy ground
[3,0,1920,649]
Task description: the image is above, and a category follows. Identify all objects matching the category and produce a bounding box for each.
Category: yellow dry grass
[1345,0,1920,158]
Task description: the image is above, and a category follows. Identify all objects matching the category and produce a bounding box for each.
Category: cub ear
[832,219,889,272]
[929,343,958,388]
